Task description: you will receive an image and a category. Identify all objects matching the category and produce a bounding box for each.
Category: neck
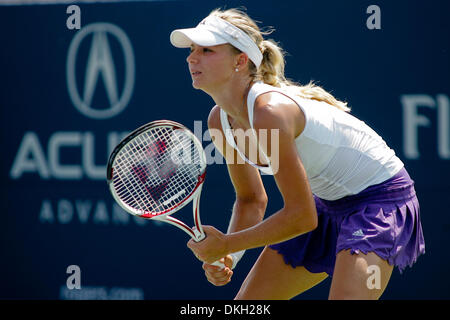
[208,76,253,125]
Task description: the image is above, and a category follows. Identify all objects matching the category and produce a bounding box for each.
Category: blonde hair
[209,8,351,112]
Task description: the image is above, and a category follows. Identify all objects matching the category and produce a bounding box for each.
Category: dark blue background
[0,0,449,299]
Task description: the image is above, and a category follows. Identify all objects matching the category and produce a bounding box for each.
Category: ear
[235,52,249,70]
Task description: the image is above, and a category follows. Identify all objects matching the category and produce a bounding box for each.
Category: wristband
[230,250,246,269]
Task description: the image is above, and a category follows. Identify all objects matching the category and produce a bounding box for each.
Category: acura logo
[66,23,135,119]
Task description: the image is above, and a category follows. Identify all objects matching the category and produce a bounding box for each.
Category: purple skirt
[269,167,425,276]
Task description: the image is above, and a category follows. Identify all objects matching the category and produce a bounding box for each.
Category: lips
[191,71,202,76]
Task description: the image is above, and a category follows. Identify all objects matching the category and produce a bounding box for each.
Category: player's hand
[202,255,234,286]
[187,225,228,264]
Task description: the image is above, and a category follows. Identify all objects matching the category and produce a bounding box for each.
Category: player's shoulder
[252,90,306,138]
[253,93,303,131]
[254,88,301,114]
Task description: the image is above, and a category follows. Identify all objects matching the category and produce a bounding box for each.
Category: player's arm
[223,93,318,256]
[188,98,317,266]
[207,105,268,234]
[195,106,268,285]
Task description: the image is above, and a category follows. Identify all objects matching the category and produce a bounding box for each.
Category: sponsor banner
[1,0,449,299]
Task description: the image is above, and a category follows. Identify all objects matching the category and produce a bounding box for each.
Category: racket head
[107,120,207,219]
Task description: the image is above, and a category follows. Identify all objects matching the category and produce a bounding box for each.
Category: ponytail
[257,39,286,86]
[256,39,350,112]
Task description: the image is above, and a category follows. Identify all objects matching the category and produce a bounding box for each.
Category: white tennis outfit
[220,82,404,201]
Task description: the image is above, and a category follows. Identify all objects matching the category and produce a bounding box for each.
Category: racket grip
[193,228,206,242]
[192,227,225,269]
[211,260,226,269]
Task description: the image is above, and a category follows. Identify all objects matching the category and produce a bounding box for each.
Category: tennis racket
[106,120,224,268]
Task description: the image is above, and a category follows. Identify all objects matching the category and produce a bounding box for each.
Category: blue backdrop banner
[1,0,449,300]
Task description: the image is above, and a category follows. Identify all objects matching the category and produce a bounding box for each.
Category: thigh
[328,249,393,300]
[235,246,328,300]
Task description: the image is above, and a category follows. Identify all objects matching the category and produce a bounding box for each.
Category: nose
[186,49,198,65]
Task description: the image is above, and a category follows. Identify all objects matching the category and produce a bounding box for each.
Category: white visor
[170,15,263,68]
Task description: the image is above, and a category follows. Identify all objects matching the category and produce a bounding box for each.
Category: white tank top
[220,82,404,200]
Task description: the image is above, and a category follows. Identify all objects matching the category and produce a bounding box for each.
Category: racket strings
[115,129,174,210]
[112,127,204,215]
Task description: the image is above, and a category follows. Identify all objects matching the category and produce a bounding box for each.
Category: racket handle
[193,227,206,242]
[211,260,226,269]
[192,227,225,270]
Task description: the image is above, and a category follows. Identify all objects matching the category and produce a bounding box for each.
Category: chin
[192,81,208,92]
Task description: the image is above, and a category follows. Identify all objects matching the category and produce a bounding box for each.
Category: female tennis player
[170,8,425,299]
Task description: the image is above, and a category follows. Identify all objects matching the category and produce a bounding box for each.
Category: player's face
[186,44,237,92]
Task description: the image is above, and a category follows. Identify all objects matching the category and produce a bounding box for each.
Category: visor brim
[170,28,228,48]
